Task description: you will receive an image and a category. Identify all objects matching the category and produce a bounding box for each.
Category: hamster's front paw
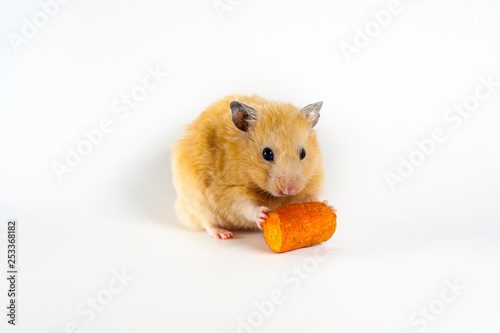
[322,200,337,213]
[254,206,270,230]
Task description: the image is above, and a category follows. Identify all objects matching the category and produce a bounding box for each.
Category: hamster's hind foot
[206,226,234,240]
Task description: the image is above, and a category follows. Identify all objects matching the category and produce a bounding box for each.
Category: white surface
[1,0,500,332]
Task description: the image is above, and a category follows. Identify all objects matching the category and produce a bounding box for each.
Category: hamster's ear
[230,101,258,132]
[301,101,323,127]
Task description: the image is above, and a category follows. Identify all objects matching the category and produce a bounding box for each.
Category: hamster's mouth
[255,187,286,199]
[274,189,298,198]
[253,184,296,198]
[270,187,300,198]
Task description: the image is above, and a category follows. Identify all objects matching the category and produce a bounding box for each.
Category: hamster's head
[230,99,323,198]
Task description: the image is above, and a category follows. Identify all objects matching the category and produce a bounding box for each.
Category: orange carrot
[263,202,337,253]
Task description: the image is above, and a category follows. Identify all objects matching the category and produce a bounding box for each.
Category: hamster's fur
[172,94,328,239]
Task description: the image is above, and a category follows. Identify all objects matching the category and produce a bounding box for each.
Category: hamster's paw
[206,226,234,240]
[255,206,270,230]
[322,200,337,213]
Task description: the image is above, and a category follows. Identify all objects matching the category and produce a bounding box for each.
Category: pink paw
[206,226,234,240]
[322,200,337,213]
[255,206,270,230]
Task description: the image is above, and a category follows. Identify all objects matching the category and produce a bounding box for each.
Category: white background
[1,0,500,332]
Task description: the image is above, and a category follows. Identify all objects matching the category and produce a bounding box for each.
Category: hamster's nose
[281,184,297,196]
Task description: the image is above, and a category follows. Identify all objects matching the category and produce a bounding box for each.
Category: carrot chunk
[262,202,337,253]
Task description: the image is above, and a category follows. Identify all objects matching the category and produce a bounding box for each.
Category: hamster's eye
[262,147,274,162]
[300,148,306,160]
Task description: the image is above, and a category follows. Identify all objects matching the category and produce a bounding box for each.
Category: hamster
[171,94,334,239]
